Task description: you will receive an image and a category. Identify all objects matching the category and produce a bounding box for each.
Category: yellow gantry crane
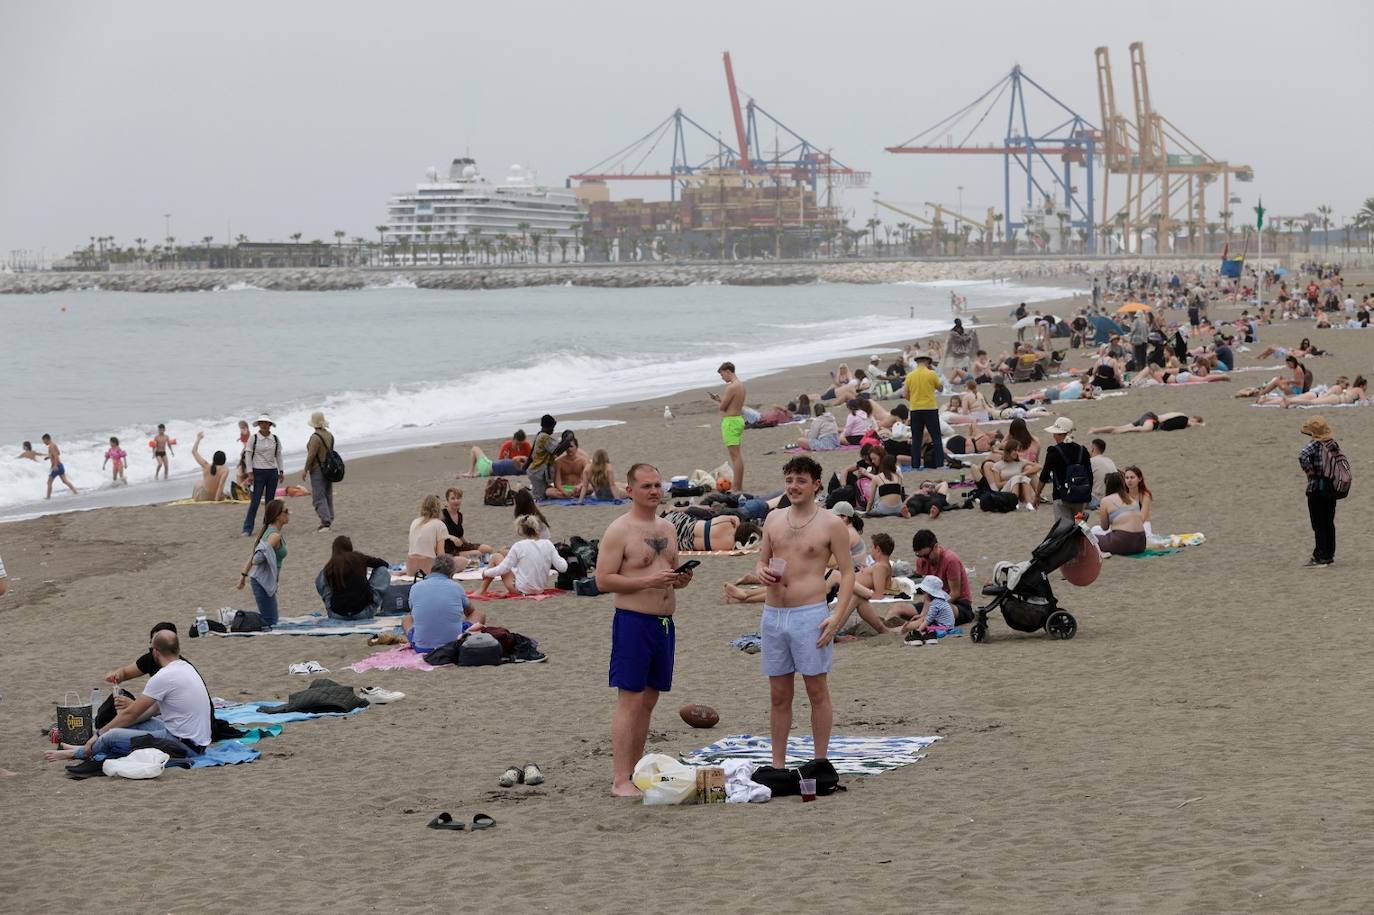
[1095,42,1253,253]
[872,195,997,255]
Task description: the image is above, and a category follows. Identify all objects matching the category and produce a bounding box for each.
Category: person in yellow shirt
[901,353,944,470]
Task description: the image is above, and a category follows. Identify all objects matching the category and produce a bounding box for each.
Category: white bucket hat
[914,574,949,600]
[253,414,276,427]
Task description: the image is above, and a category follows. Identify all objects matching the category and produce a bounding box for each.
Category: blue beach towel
[215,702,366,726]
[536,497,626,506]
[682,734,942,774]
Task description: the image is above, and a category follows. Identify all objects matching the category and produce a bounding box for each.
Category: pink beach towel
[350,645,440,673]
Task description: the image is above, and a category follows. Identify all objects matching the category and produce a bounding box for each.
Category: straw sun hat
[1300,416,1332,441]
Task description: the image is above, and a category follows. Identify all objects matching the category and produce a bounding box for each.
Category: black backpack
[979,491,1019,513]
[1055,443,1093,504]
[314,432,346,483]
[750,758,843,797]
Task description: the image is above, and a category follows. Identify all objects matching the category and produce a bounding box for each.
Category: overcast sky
[3,0,1370,259]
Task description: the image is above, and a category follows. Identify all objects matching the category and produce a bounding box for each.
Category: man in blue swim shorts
[753,455,853,769]
[42,433,79,499]
[595,462,694,797]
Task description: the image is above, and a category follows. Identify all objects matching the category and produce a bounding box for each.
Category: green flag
[1255,198,1265,230]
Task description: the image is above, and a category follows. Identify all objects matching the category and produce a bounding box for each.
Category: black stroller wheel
[971,622,988,643]
[1046,610,1077,640]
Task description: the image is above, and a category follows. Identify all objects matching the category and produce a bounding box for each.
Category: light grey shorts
[761,603,834,677]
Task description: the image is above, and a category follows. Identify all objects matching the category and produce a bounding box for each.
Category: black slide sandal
[470,814,495,830]
[427,812,466,830]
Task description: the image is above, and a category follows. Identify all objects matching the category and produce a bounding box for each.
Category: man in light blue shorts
[753,456,854,769]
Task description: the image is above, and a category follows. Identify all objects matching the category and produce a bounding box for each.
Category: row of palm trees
[66,198,1374,270]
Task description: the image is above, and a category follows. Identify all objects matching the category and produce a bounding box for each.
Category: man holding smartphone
[595,462,694,797]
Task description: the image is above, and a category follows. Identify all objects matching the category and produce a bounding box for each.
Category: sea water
[0,278,1079,520]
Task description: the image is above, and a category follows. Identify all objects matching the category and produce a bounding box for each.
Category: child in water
[151,424,174,480]
[103,436,128,484]
[18,441,42,461]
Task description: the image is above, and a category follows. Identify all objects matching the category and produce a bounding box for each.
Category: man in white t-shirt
[44,630,211,772]
[1088,438,1117,508]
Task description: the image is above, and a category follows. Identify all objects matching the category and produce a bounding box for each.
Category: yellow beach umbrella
[1116,301,1151,314]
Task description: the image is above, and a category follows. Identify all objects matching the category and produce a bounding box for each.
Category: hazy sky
[3,0,1370,259]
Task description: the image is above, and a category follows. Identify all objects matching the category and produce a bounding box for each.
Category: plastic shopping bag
[632,753,696,805]
[102,748,170,779]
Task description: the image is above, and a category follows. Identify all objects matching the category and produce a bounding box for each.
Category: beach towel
[537,497,626,506]
[1116,532,1205,558]
[1253,400,1371,409]
[681,734,942,775]
[174,742,262,769]
[211,614,401,637]
[213,702,366,726]
[166,497,251,506]
[235,725,283,745]
[678,547,760,557]
[467,588,565,602]
[350,645,440,673]
[729,633,762,652]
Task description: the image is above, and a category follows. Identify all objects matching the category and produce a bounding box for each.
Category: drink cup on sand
[799,777,817,802]
[767,558,786,581]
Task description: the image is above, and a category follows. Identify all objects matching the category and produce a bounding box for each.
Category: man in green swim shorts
[711,361,746,493]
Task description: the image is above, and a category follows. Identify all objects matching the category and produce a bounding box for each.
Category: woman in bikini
[1122,466,1153,538]
[1091,472,1147,555]
[859,453,906,517]
[1237,354,1305,399]
[190,431,231,502]
[1090,412,1203,434]
[1279,375,1367,408]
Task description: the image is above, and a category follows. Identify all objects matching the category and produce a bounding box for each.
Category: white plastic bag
[102,747,169,779]
[632,753,696,805]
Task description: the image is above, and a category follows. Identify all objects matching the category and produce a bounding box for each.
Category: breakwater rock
[0,257,1236,295]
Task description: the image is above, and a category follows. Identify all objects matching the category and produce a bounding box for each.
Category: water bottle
[195,608,208,637]
[89,687,100,715]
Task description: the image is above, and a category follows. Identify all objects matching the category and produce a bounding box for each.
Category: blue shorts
[49,462,65,479]
[761,603,834,677]
[492,459,523,476]
[609,609,675,693]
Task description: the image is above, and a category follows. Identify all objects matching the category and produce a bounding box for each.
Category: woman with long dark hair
[236,498,288,627]
[320,535,390,619]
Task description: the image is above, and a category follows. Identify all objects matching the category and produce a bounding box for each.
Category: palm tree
[333,229,346,266]
[558,236,569,263]
[457,238,470,264]
[467,227,483,264]
[201,235,214,267]
[397,237,412,265]
[444,229,457,267]
[529,230,542,264]
[289,232,303,267]
[1315,205,1332,255]
[516,221,531,262]
[375,225,389,266]
[864,217,880,255]
[165,236,176,268]
[1354,198,1374,253]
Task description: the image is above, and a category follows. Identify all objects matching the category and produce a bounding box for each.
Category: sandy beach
[4,273,1373,912]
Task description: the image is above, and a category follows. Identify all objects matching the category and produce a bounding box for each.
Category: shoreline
[0,255,1244,295]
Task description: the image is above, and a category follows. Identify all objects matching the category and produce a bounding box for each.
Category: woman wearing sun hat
[303,411,336,532]
[241,414,284,536]
[1297,415,1342,567]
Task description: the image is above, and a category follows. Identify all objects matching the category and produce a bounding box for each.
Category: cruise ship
[384,158,584,263]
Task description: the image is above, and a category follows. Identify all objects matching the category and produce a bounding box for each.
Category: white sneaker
[289,661,329,675]
[359,686,405,704]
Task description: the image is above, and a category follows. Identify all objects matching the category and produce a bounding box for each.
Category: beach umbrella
[1115,302,1151,314]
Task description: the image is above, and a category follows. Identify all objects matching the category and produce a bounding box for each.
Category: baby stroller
[971,518,1089,643]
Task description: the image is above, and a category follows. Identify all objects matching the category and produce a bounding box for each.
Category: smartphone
[674,560,701,574]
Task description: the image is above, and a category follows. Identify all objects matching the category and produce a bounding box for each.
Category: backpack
[979,490,1019,513]
[484,477,513,506]
[1055,443,1093,503]
[314,432,346,483]
[1322,440,1352,500]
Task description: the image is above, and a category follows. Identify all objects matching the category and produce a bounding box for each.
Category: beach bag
[632,754,696,806]
[385,570,425,613]
[231,610,265,632]
[979,491,1018,513]
[1055,444,1093,503]
[484,477,512,506]
[457,632,503,667]
[56,693,94,745]
[315,433,346,483]
[1322,441,1352,499]
[798,758,842,796]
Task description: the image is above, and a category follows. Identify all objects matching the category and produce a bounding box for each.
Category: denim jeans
[911,409,945,470]
[250,577,280,627]
[243,468,280,534]
[75,717,171,759]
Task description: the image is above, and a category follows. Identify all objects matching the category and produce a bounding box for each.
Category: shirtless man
[152,424,174,480]
[711,362,745,492]
[190,431,231,502]
[41,434,78,499]
[753,455,854,769]
[18,441,42,462]
[595,463,694,797]
[554,437,590,497]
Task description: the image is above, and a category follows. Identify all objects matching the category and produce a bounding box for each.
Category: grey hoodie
[249,536,279,596]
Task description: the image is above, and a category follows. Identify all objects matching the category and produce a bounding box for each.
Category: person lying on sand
[661,510,756,553]
[1089,412,1204,434]
[1279,376,1367,408]
[460,445,528,478]
[1236,356,1306,399]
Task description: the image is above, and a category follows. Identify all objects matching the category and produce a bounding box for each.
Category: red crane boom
[722,51,753,174]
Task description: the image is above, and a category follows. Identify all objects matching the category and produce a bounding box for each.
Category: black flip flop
[470,813,495,830]
[427,812,466,830]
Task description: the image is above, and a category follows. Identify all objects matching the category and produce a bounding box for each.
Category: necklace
[785,506,820,534]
